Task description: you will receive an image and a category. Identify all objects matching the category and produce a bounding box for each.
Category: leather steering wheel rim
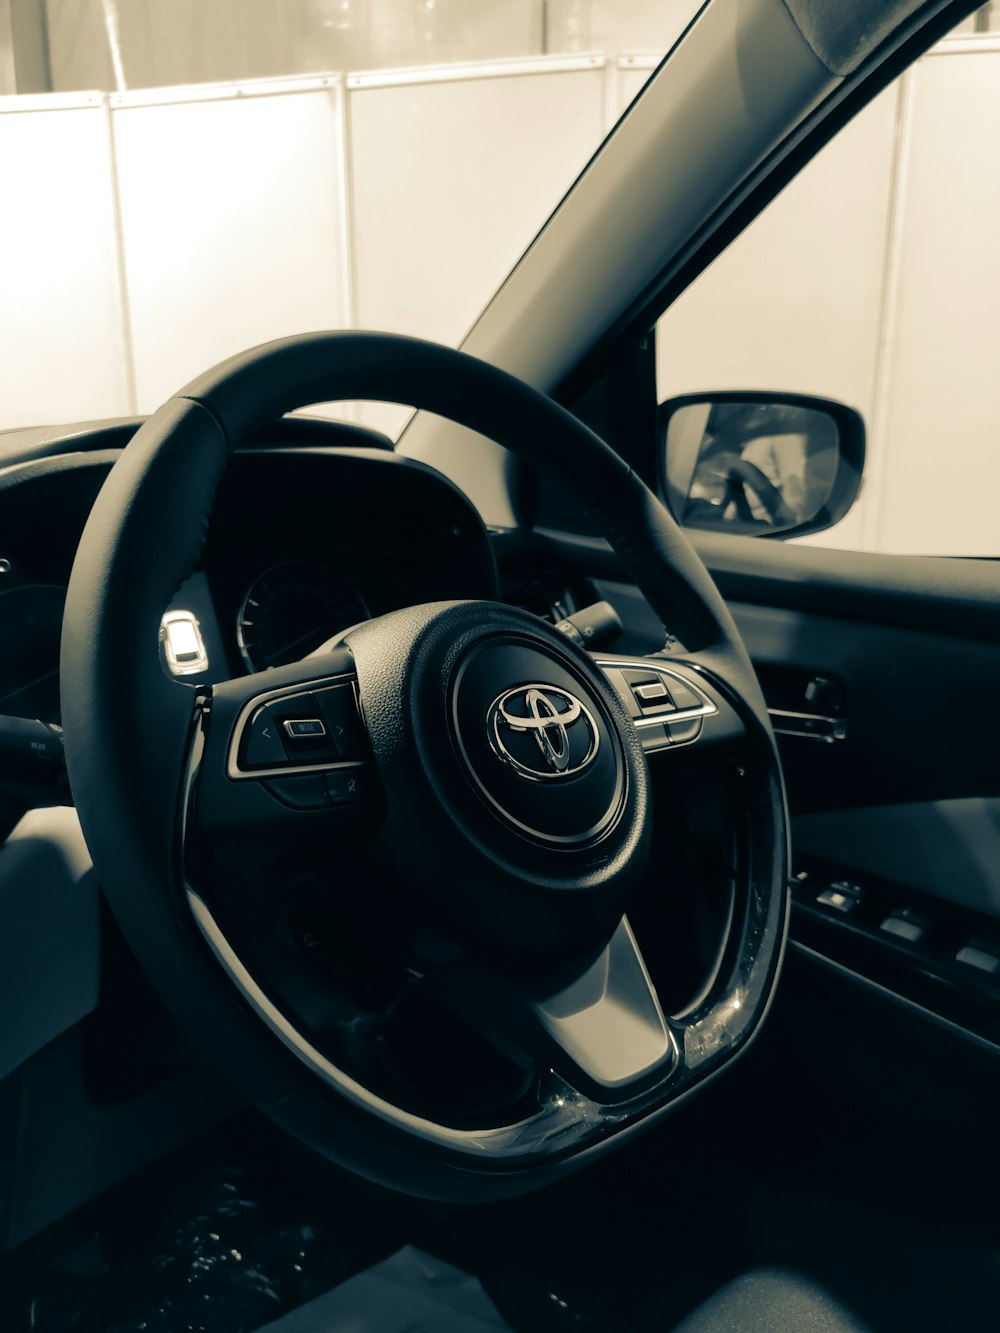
[60,331,789,1201]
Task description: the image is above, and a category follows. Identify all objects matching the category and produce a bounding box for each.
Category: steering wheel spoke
[434,918,676,1104]
[596,652,746,758]
[192,646,383,852]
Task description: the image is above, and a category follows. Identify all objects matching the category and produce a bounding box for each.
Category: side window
[655,9,1000,556]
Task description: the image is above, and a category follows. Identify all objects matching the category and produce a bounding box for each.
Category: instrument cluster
[0,433,498,720]
[235,560,370,673]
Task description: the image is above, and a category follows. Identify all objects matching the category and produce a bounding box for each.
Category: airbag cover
[452,638,625,846]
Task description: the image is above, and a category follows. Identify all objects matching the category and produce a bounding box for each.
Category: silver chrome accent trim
[451,657,625,847]
[595,659,718,728]
[635,682,669,702]
[768,708,846,743]
[486,683,599,781]
[282,717,326,740]
[226,673,366,780]
[633,706,713,729]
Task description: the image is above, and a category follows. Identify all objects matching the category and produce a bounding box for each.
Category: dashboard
[0,418,498,728]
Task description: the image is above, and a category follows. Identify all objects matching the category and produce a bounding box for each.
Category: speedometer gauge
[236,561,369,673]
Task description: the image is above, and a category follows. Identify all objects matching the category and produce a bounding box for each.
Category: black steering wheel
[725,458,797,527]
[60,332,788,1201]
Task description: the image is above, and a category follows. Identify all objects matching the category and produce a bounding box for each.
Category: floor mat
[1,1122,406,1332]
[254,1246,511,1332]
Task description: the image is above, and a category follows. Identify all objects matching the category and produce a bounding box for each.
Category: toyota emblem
[486,684,599,780]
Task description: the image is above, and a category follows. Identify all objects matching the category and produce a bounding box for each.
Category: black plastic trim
[532,528,1000,642]
[0,414,394,474]
[791,857,1000,1054]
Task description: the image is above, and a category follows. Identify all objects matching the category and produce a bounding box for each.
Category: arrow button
[315,683,369,760]
[242,703,290,768]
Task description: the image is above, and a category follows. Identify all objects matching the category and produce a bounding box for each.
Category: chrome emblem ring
[487,684,599,781]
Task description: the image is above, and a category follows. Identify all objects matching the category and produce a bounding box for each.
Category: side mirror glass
[658,392,865,539]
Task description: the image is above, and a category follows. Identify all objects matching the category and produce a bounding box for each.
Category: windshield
[0,1,700,439]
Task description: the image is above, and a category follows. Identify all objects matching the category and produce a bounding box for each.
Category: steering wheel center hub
[451,636,626,847]
[342,600,650,955]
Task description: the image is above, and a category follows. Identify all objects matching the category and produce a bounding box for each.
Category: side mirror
[658,392,865,539]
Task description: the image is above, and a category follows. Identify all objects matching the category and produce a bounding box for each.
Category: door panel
[726,600,1000,813]
[793,798,1000,918]
[539,526,1000,903]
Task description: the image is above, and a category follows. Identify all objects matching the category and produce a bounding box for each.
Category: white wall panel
[655,86,900,551]
[347,56,606,436]
[614,54,657,118]
[0,3,15,97]
[0,93,131,428]
[111,76,351,412]
[591,0,703,56]
[875,47,1000,555]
